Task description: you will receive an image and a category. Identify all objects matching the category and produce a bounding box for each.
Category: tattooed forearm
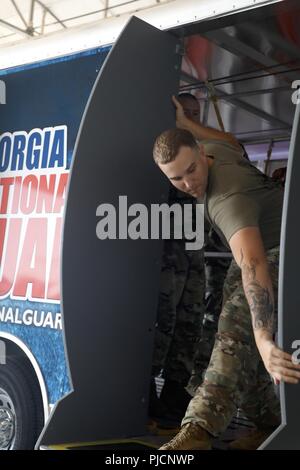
[239,249,274,333]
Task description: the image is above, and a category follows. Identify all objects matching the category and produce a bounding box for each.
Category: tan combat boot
[228,428,275,450]
[159,423,212,450]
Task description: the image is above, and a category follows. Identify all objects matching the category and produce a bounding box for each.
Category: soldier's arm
[229,226,300,384]
[172,95,240,148]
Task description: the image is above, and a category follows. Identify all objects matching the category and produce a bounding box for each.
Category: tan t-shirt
[202,140,284,249]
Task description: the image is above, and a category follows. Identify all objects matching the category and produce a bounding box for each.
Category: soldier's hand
[172,95,190,129]
[258,340,300,384]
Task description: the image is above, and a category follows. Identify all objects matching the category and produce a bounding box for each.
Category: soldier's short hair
[153,128,198,165]
[178,92,198,103]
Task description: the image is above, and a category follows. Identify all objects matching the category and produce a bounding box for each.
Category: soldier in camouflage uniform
[153,126,300,450]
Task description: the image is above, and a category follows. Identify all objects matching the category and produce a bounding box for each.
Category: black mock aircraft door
[262,102,300,449]
[37,16,180,447]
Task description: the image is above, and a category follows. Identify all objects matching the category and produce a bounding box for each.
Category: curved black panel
[262,103,300,449]
[37,16,180,447]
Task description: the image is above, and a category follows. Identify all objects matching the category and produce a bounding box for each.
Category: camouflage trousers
[187,256,231,395]
[182,246,281,435]
[152,240,205,385]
